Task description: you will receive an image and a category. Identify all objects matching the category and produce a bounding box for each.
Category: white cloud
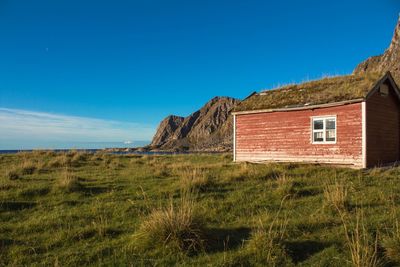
[0,108,155,149]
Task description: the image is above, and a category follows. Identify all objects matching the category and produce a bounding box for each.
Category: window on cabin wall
[312,116,336,143]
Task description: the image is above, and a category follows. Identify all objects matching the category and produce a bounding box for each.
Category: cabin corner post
[362,101,367,168]
[233,114,236,162]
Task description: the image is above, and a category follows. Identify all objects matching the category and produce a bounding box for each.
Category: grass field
[0,151,399,266]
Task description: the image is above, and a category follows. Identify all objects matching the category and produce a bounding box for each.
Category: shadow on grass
[0,201,36,212]
[62,200,80,206]
[77,186,110,195]
[19,187,50,198]
[349,202,384,210]
[285,240,333,263]
[72,229,97,241]
[294,220,336,234]
[196,186,233,197]
[0,238,25,251]
[104,228,123,237]
[173,185,232,199]
[205,227,251,253]
[206,185,232,193]
[72,228,123,241]
[69,177,113,195]
[295,188,321,198]
[0,238,13,249]
[23,177,51,182]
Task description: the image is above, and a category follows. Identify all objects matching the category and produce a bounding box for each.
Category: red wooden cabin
[232,72,400,168]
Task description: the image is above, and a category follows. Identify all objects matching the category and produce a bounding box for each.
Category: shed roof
[233,72,386,113]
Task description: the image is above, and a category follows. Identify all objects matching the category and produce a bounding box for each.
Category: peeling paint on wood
[235,103,363,167]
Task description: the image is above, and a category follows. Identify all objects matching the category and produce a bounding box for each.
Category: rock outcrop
[150,115,184,147]
[354,17,400,83]
[150,97,240,151]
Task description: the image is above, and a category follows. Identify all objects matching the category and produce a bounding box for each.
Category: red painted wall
[235,103,363,167]
[366,81,400,167]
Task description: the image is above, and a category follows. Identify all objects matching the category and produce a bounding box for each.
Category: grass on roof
[234,72,383,112]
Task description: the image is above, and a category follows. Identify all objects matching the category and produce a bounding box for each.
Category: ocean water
[0,149,185,155]
[0,141,150,151]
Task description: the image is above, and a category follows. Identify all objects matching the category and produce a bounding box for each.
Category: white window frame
[311,116,337,144]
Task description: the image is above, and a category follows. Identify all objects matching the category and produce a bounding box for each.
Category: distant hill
[150,97,239,151]
[354,17,400,83]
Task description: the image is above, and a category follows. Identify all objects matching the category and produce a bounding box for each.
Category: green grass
[0,151,399,266]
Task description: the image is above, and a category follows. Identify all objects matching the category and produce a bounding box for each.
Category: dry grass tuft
[90,154,103,162]
[338,209,381,267]
[5,168,20,180]
[323,178,349,212]
[244,197,290,265]
[48,153,71,168]
[275,173,294,196]
[134,192,206,253]
[179,168,212,191]
[20,160,37,175]
[107,159,124,170]
[229,163,252,181]
[56,168,81,192]
[323,176,381,266]
[4,160,38,179]
[152,162,170,177]
[228,162,277,181]
[241,163,282,181]
[382,218,400,264]
[69,151,90,167]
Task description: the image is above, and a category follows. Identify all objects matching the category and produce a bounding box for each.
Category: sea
[0,141,222,155]
[0,150,186,155]
[0,141,153,154]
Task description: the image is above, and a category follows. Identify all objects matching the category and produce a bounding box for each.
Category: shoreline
[0,147,231,154]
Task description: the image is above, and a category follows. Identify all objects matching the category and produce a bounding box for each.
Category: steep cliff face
[150,97,240,151]
[354,17,400,83]
[150,115,184,147]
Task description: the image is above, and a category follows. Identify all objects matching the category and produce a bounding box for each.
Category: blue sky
[0,0,399,149]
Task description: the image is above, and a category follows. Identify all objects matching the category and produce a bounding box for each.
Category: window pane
[313,120,323,130]
[326,130,336,142]
[326,118,336,130]
[313,132,323,142]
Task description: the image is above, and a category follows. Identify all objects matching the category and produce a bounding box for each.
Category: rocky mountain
[354,17,400,83]
[150,115,184,147]
[150,97,240,151]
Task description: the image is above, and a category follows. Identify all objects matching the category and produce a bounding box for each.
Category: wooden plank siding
[235,103,363,167]
[366,81,400,167]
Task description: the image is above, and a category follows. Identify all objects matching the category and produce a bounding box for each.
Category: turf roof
[233,72,383,112]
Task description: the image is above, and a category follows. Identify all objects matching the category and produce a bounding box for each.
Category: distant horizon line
[0,140,151,151]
